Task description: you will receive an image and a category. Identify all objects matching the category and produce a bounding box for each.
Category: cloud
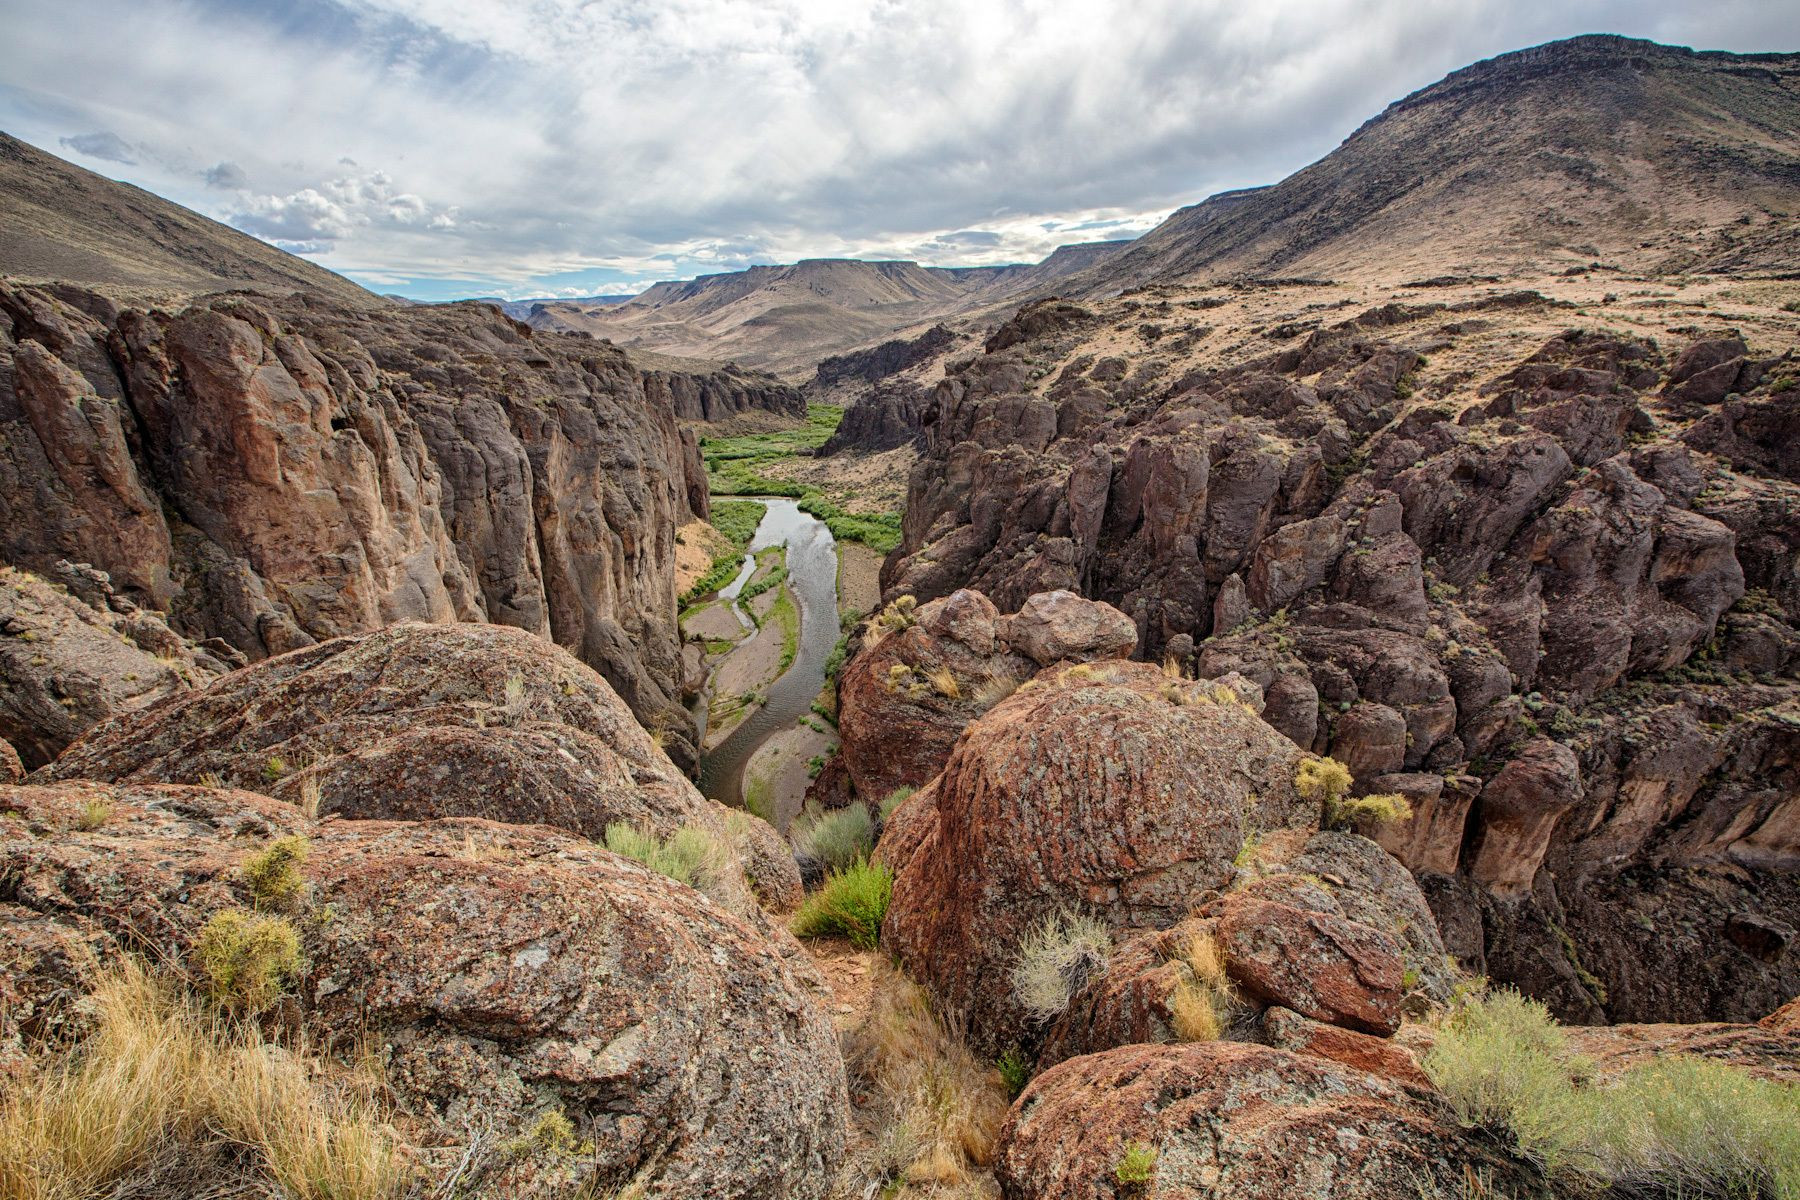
[204,160,247,189]
[231,169,455,250]
[5,0,1800,298]
[58,130,134,163]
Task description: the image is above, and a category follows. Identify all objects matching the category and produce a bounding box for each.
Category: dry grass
[0,961,405,1200]
[1169,932,1235,1043]
[241,834,310,911]
[969,668,1026,712]
[923,664,961,700]
[73,799,112,832]
[839,962,1010,1197]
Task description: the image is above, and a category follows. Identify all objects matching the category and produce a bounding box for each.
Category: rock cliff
[877,282,1800,1024]
[1,283,717,764]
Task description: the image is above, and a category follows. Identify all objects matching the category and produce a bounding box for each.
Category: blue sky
[3,0,1797,301]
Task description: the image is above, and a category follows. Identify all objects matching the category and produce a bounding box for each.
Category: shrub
[1582,1056,1800,1198]
[1011,910,1111,1023]
[996,1048,1031,1099]
[791,801,875,872]
[1294,755,1353,804]
[0,961,403,1200]
[880,786,916,821]
[1427,989,1800,1193]
[1114,1140,1158,1185]
[1324,791,1413,831]
[241,835,310,911]
[602,822,722,893]
[791,859,893,949]
[195,910,304,1014]
[709,498,767,547]
[876,595,918,633]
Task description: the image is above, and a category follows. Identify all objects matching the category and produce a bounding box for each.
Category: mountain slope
[1083,36,1800,292]
[538,244,1129,377]
[0,132,378,307]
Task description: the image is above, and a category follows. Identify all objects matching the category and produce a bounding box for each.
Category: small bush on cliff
[1114,1140,1158,1186]
[1011,910,1111,1023]
[195,909,305,1014]
[241,835,311,911]
[971,667,1027,712]
[1295,756,1413,831]
[791,859,892,949]
[791,801,874,872]
[0,961,404,1200]
[602,822,722,893]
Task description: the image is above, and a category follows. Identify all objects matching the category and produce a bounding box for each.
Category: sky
[3,1,1797,301]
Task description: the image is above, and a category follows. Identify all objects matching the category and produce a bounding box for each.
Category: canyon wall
[0,285,711,765]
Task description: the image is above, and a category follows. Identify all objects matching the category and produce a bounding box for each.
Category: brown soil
[781,445,916,515]
[838,542,884,618]
[675,519,734,594]
[743,719,836,830]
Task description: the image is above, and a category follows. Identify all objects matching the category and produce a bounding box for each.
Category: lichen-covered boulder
[44,622,800,913]
[884,660,1314,1053]
[0,782,848,1198]
[995,1041,1535,1200]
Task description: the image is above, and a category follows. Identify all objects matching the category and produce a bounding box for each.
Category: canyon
[1,29,1798,1200]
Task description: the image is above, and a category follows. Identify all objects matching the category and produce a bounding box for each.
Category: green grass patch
[797,494,903,552]
[790,859,893,950]
[710,498,767,547]
[769,584,800,673]
[602,822,722,892]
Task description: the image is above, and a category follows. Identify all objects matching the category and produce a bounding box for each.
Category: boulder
[995,1041,1534,1200]
[1467,738,1582,894]
[0,563,230,768]
[0,782,848,1197]
[884,660,1313,1053]
[998,589,1139,666]
[45,622,800,914]
[1262,1006,1433,1090]
[1561,1021,1800,1086]
[1214,896,1406,1035]
[1762,997,1800,1034]
[0,738,18,784]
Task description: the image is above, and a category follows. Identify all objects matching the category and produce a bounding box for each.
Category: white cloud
[4,0,1799,296]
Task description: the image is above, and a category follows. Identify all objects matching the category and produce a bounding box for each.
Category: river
[694,497,840,811]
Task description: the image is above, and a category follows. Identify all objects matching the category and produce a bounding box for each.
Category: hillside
[1079,36,1800,292]
[535,243,1129,377]
[0,132,379,307]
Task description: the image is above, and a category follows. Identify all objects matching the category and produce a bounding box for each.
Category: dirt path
[838,541,883,618]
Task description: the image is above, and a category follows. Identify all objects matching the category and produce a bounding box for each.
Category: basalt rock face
[43,622,801,916]
[638,362,806,422]
[884,293,1800,1024]
[818,382,931,454]
[0,561,236,768]
[0,783,847,1198]
[0,283,711,764]
[813,323,955,392]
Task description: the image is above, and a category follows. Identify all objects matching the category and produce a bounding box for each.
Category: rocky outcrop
[0,561,235,767]
[995,1042,1537,1200]
[818,382,930,454]
[638,362,805,422]
[0,782,847,1197]
[43,622,800,915]
[829,588,1133,807]
[813,324,954,391]
[881,294,1800,1023]
[1,284,715,764]
[882,659,1314,1053]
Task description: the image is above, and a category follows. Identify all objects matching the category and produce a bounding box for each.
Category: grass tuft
[1011,910,1111,1023]
[1169,931,1235,1043]
[790,859,892,949]
[880,786,917,821]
